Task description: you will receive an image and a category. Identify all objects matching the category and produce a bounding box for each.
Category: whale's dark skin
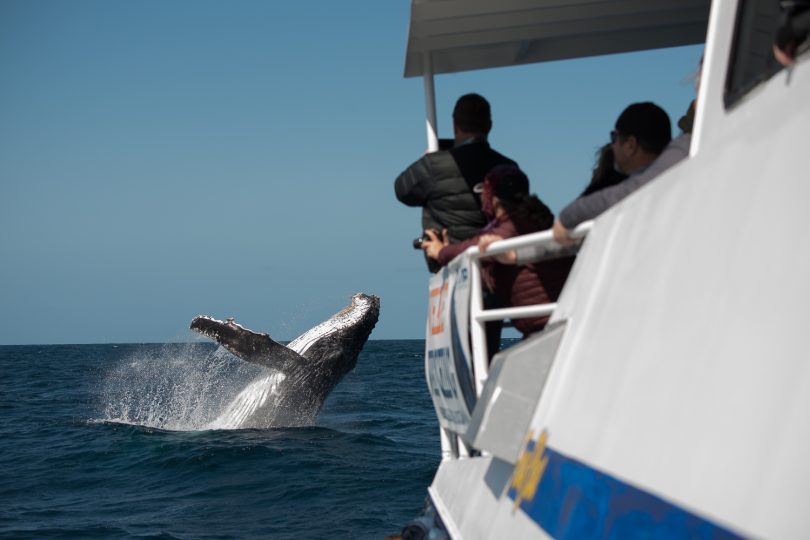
[190,293,380,427]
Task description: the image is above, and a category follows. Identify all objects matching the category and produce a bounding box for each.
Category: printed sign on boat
[425,253,476,433]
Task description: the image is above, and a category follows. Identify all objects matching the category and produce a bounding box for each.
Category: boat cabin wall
[693,0,793,155]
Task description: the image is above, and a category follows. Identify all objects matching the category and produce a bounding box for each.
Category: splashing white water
[100,343,274,431]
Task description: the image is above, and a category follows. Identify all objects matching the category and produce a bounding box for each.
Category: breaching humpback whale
[190,293,380,428]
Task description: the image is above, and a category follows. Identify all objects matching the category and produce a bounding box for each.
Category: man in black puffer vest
[395,93,517,272]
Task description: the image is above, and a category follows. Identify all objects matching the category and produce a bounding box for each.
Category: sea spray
[100,343,264,431]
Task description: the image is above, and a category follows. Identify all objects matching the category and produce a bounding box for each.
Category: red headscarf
[480,165,530,220]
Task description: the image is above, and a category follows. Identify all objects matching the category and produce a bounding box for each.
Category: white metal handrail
[474,303,558,322]
[465,222,593,396]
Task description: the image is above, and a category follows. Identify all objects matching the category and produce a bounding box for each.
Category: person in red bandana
[421,165,574,354]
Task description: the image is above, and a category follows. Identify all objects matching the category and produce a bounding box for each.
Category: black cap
[615,102,672,154]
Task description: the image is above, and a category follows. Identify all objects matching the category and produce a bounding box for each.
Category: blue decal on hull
[510,444,743,539]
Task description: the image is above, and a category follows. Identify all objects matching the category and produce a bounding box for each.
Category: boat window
[724,0,783,108]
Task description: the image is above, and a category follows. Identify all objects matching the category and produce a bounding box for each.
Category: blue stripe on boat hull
[509,444,743,539]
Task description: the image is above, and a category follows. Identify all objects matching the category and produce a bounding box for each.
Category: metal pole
[423,52,439,152]
[469,259,489,396]
[439,426,457,460]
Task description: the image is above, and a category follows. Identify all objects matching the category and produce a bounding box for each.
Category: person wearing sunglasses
[552,101,691,245]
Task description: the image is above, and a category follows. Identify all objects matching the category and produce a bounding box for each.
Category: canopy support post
[423,52,439,152]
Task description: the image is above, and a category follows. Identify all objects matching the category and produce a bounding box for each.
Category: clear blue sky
[0,1,702,345]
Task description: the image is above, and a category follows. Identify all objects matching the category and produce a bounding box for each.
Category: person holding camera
[394,93,517,272]
[421,165,573,354]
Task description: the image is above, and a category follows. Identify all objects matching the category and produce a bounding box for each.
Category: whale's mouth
[287,294,379,355]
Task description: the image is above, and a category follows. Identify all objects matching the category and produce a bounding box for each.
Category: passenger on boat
[394,93,518,272]
[478,143,628,266]
[578,144,628,198]
[481,100,697,265]
[774,1,810,65]
[420,165,573,351]
[552,101,689,246]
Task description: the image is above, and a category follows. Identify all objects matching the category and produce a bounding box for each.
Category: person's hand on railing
[422,228,449,260]
[478,234,517,264]
[552,218,578,246]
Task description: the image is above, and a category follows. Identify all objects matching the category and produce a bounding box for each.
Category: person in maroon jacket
[421,165,574,348]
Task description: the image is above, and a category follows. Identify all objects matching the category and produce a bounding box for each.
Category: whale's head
[281,293,379,401]
[287,293,380,361]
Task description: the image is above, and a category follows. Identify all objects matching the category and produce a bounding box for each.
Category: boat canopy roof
[404,0,711,77]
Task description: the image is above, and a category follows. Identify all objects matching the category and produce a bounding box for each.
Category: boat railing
[467,221,592,395]
[437,220,592,460]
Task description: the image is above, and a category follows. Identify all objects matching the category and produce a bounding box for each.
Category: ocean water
[0,341,439,539]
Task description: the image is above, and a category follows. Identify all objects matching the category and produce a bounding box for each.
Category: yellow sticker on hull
[510,430,549,511]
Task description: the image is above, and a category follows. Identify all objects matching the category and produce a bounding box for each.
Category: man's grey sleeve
[558,134,692,229]
[394,156,431,207]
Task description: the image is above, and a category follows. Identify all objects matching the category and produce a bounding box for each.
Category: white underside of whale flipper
[287,296,372,356]
[205,371,287,429]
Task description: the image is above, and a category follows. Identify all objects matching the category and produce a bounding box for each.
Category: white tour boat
[403,0,810,538]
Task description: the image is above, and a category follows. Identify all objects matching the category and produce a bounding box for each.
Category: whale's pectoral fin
[190,315,305,370]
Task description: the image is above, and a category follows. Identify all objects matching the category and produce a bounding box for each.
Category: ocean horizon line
[0,338,428,347]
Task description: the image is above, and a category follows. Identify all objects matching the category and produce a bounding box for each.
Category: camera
[412,229,439,249]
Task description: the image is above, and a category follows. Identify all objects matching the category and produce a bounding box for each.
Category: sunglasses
[610,130,622,144]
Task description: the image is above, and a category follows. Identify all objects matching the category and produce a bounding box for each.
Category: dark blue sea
[0,341,438,539]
